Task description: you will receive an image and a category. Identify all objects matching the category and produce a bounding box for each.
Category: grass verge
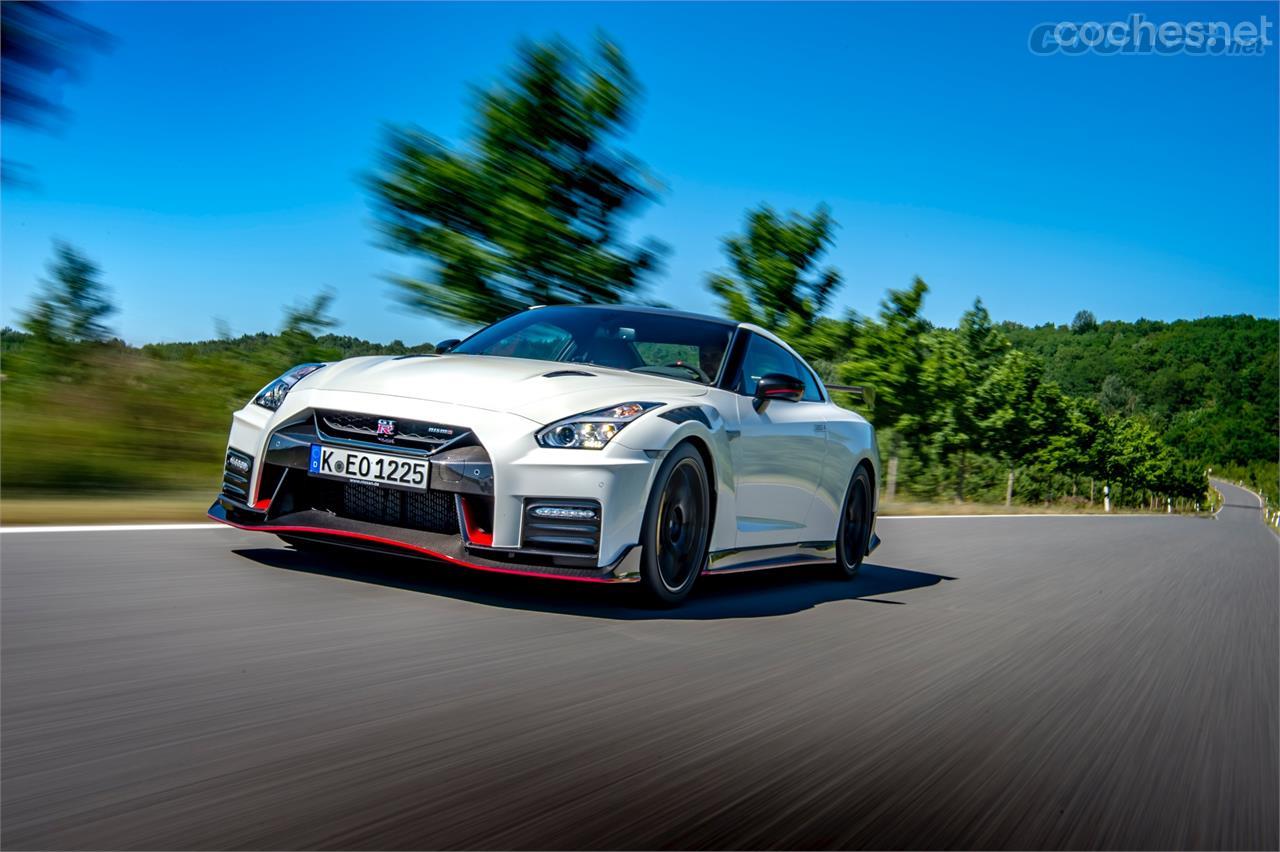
[0,492,214,526]
[877,499,1175,516]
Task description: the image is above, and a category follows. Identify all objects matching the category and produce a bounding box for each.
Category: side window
[735,334,800,396]
[792,355,825,402]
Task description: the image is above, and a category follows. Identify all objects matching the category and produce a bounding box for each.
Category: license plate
[308,444,428,490]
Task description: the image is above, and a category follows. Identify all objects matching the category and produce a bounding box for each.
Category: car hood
[308,354,707,424]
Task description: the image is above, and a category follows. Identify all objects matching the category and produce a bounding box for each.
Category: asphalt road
[2,481,1276,850]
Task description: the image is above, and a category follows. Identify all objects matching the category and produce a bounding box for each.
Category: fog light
[531,506,597,520]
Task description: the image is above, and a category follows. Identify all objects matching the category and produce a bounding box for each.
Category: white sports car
[209,305,880,604]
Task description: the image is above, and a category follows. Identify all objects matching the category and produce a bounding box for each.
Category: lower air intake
[339,483,459,535]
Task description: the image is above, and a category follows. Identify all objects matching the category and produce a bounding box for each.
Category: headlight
[252,363,326,411]
[536,402,661,449]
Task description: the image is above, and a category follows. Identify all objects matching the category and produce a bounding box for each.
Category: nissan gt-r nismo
[208,305,881,604]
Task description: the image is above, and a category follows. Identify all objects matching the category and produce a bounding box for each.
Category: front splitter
[208,499,639,584]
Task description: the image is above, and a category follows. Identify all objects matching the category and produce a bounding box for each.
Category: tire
[834,465,874,579]
[637,443,711,606]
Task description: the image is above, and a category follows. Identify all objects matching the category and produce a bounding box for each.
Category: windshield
[451,306,735,385]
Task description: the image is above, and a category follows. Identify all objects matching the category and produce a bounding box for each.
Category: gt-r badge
[376,419,396,441]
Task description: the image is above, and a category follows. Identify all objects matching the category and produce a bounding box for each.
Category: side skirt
[704,540,837,574]
[704,530,882,575]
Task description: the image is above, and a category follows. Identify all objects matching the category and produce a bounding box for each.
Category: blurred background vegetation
[2,25,1275,516]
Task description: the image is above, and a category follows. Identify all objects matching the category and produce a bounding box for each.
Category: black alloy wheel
[834,465,873,578]
[639,443,710,605]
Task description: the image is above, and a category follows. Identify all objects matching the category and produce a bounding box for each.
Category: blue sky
[2,1,1276,345]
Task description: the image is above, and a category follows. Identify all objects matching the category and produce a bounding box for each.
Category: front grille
[317,410,468,453]
[222,449,253,502]
[338,483,459,534]
[521,500,601,557]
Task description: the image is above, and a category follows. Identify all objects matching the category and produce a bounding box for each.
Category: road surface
[2,481,1276,849]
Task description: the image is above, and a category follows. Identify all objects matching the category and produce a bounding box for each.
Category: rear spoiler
[824,383,870,403]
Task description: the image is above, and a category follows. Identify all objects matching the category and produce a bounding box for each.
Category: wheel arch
[673,432,719,549]
[854,456,877,509]
[619,406,736,555]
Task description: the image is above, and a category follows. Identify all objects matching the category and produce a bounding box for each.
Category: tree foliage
[1,2,110,184]
[975,350,1063,465]
[21,241,115,344]
[913,300,1009,498]
[708,204,842,358]
[1004,315,1277,468]
[279,289,340,364]
[1071,309,1098,334]
[368,36,663,325]
[825,281,1233,508]
[839,276,931,447]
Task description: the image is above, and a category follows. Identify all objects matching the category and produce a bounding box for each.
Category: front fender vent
[658,406,711,427]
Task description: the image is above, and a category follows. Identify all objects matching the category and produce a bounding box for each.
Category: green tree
[841,276,931,436]
[960,298,1009,368]
[368,36,663,326]
[21,241,115,344]
[919,329,978,499]
[1098,373,1138,416]
[1071,309,1098,334]
[1040,395,1104,501]
[708,204,843,358]
[278,290,340,364]
[1100,415,1170,508]
[928,299,1012,499]
[974,349,1067,505]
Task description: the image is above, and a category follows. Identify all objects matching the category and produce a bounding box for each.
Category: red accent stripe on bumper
[207,512,626,584]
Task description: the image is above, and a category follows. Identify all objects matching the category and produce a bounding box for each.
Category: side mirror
[754,372,805,409]
[435,338,461,354]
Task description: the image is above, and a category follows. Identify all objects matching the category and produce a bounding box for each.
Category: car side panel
[729,395,831,548]
[730,324,881,542]
[816,411,880,536]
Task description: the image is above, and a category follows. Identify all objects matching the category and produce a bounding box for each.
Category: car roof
[524,305,821,366]
[529,303,738,329]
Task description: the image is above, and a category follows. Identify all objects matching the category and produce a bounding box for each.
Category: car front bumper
[208,389,659,581]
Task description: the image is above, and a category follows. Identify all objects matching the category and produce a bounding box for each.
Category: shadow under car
[233,543,955,620]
